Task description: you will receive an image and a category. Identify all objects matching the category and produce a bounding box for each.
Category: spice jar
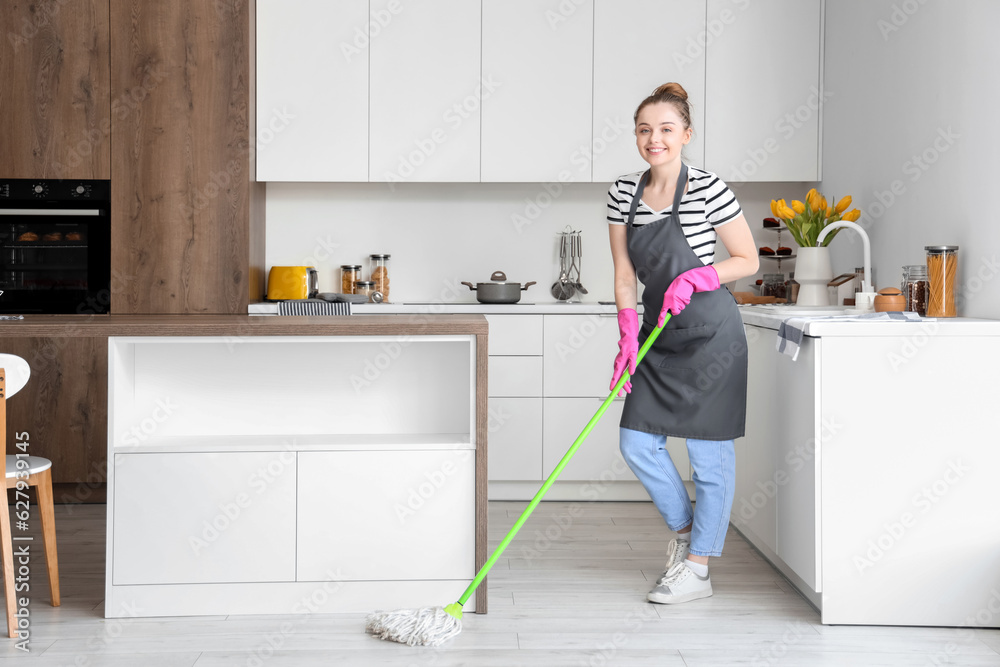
[369,254,390,302]
[762,273,786,300]
[925,246,959,317]
[340,265,361,294]
[901,264,928,316]
[355,280,376,302]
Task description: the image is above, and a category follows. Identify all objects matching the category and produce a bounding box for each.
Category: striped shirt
[607,167,742,266]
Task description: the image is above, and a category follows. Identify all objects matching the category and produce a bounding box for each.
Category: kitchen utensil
[572,233,588,295]
[365,315,671,647]
[463,271,536,304]
[266,266,318,300]
[551,234,576,300]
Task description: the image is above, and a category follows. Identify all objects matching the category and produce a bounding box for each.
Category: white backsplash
[264,180,816,304]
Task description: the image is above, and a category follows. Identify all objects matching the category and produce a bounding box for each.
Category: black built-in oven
[0,179,111,314]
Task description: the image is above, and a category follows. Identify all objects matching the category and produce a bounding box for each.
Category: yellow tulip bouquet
[770,189,861,248]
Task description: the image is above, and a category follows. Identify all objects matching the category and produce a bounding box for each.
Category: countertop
[739,306,1000,336]
[0,314,488,337]
[249,301,633,315]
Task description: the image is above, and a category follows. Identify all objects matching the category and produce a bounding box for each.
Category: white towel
[775,311,928,361]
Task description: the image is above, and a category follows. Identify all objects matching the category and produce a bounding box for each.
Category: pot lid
[479,270,522,285]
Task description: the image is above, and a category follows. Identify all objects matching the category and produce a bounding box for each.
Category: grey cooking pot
[461,271,536,304]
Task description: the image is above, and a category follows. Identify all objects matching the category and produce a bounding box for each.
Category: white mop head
[365,605,462,647]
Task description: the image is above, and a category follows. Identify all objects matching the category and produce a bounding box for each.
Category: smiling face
[635,102,692,167]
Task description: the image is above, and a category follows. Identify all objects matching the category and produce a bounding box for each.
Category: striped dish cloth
[277,300,352,316]
[776,311,927,361]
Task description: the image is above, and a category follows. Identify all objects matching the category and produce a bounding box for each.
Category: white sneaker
[655,538,690,584]
[647,561,713,604]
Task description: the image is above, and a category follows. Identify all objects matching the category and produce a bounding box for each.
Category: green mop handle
[455,314,669,608]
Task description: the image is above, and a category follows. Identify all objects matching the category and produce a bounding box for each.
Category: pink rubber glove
[610,308,639,397]
[659,266,721,326]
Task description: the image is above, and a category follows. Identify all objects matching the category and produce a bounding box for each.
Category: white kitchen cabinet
[488,356,542,397]
[112,452,297,585]
[592,0,707,182]
[484,315,543,356]
[542,398,634,482]
[256,0,369,181]
[481,0,594,182]
[369,0,481,183]
[297,450,474,581]
[704,0,823,182]
[488,397,543,481]
[542,313,619,397]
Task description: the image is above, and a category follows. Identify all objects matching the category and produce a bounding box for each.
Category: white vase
[794,246,833,306]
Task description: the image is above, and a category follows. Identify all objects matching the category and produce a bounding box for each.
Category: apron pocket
[654,325,715,371]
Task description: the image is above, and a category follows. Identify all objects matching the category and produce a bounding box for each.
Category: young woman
[607,82,759,604]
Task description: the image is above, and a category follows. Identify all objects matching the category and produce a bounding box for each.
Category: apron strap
[625,165,688,240]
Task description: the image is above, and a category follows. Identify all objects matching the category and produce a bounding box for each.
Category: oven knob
[76,185,85,194]
[32,183,49,197]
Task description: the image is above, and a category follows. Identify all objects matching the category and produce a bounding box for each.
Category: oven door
[0,209,111,314]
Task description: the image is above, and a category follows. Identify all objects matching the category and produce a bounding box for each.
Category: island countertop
[0,314,488,337]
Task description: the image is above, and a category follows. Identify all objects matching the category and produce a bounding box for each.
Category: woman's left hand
[659,265,720,326]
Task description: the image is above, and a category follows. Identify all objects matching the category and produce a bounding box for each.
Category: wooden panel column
[0,0,111,179]
[110,0,253,314]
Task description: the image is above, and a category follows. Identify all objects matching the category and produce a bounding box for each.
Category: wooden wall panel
[0,0,111,179]
[110,0,251,314]
[0,336,107,488]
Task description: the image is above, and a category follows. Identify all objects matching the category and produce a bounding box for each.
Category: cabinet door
[297,450,475,580]
[485,315,543,356]
[543,398,635,482]
[481,0,593,182]
[735,325,779,553]
[0,0,111,179]
[488,397,543,481]
[704,0,822,182]
[369,0,481,182]
[543,314,619,397]
[489,356,542,398]
[592,0,707,182]
[256,0,368,181]
[112,452,296,585]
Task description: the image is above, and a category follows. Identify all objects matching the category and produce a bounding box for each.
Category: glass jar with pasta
[369,254,390,302]
[924,246,958,317]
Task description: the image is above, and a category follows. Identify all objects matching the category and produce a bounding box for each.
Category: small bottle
[340,265,361,294]
[901,265,928,316]
[369,254,391,302]
[762,273,786,299]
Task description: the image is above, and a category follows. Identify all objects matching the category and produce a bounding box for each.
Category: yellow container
[266,266,317,300]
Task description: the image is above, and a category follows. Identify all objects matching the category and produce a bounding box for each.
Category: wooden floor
[5,501,1000,666]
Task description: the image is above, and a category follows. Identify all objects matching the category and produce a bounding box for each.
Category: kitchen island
[1,315,489,617]
[736,307,1000,628]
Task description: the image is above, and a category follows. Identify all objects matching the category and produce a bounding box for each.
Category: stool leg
[0,491,17,638]
[34,469,60,607]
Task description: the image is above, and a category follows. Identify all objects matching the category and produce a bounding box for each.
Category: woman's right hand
[610,308,639,396]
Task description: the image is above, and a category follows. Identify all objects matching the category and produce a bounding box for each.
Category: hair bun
[652,82,688,101]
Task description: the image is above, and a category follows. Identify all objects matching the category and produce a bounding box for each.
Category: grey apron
[620,164,748,440]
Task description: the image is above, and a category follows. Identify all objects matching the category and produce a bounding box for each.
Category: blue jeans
[619,427,736,557]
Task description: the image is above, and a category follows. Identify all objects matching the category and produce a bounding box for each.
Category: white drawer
[542,397,635,482]
[488,397,543,481]
[488,356,542,397]
[485,314,543,356]
[543,313,620,397]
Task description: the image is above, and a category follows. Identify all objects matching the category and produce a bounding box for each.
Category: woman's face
[635,102,692,167]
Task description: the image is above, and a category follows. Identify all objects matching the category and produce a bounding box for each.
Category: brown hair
[634,82,692,129]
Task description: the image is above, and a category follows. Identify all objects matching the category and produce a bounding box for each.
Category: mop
[365,316,669,646]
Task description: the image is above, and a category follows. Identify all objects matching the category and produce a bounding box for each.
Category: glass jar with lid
[355,280,376,302]
[762,273,787,300]
[925,246,959,317]
[901,264,928,316]
[369,254,390,302]
[340,265,361,294]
